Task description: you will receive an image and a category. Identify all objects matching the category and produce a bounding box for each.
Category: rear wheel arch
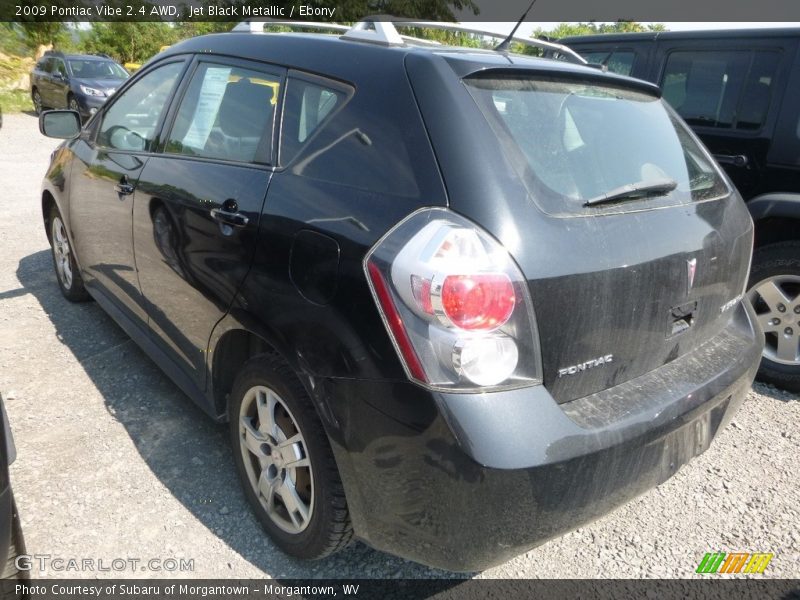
[211,327,288,419]
[753,215,800,249]
[42,191,57,244]
[210,326,340,437]
[749,194,800,248]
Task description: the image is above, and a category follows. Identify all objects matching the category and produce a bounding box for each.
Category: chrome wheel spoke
[278,480,309,529]
[278,433,309,469]
[258,472,280,511]
[285,456,311,470]
[775,331,799,362]
[256,389,280,439]
[758,313,780,333]
[756,280,793,313]
[240,417,268,457]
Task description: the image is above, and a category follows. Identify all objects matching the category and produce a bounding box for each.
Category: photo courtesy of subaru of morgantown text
[35,19,763,571]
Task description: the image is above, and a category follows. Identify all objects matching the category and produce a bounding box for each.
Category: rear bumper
[324,301,762,571]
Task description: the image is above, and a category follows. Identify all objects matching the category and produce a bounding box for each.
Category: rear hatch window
[464,74,729,216]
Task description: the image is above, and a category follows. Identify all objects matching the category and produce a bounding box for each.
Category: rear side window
[465,75,729,216]
[166,63,281,164]
[36,58,52,73]
[661,50,780,130]
[279,75,351,165]
[52,59,67,78]
[580,50,637,76]
[279,74,419,197]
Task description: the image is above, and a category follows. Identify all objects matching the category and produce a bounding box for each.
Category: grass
[0,89,32,114]
[0,50,34,114]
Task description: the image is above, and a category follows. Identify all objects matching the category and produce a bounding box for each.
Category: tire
[747,241,800,392]
[32,89,43,115]
[68,96,82,123]
[1,500,28,583]
[228,354,352,560]
[49,205,90,302]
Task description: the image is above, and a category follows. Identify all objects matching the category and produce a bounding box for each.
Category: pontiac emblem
[687,258,697,294]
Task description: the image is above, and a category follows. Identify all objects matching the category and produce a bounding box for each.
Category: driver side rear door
[69,59,188,325]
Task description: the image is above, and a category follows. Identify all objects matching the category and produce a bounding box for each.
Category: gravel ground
[0,112,798,580]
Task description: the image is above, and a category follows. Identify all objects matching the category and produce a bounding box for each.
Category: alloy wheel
[238,385,314,534]
[51,216,73,290]
[33,91,42,114]
[748,275,800,365]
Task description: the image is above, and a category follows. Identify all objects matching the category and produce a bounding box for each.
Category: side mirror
[39,110,81,139]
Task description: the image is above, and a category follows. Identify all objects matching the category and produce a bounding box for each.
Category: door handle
[114,177,135,196]
[210,208,249,228]
[713,154,749,167]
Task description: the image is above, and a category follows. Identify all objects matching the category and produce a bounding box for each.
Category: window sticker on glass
[181,66,232,150]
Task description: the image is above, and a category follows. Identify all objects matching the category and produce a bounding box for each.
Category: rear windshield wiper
[584,178,678,207]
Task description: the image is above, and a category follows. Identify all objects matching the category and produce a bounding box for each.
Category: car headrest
[218,79,274,138]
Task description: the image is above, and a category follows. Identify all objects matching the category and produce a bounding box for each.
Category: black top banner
[3,0,800,22]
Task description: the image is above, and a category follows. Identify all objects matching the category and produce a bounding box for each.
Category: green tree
[81,22,177,64]
[13,23,68,50]
[337,0,479,20]
[535,21,667,40]
[401,28,484,47]
[174,22,233,39]
[0,24,26,55]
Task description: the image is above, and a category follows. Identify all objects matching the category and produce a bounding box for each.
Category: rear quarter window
[279,73,420,198]
[279,74,351,165]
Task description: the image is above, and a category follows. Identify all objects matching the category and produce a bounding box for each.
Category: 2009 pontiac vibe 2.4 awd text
[38,19,762,571]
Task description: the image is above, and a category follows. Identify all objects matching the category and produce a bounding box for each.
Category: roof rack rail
[232,20,349,33]
[231,18,442,46]
[349,17,585,63]
[231,18,584,63]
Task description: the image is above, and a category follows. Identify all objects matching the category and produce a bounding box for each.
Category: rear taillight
[439,273,515,330]
[365,208,542,391]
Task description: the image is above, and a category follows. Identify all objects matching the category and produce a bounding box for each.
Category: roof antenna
[494,0,538,53]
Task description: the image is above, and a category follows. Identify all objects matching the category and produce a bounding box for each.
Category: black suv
[558,28,800,391]
[31,51,129,121]
[38,22,761,571]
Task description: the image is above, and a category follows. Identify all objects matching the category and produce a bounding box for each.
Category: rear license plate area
[656,394,731,483]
